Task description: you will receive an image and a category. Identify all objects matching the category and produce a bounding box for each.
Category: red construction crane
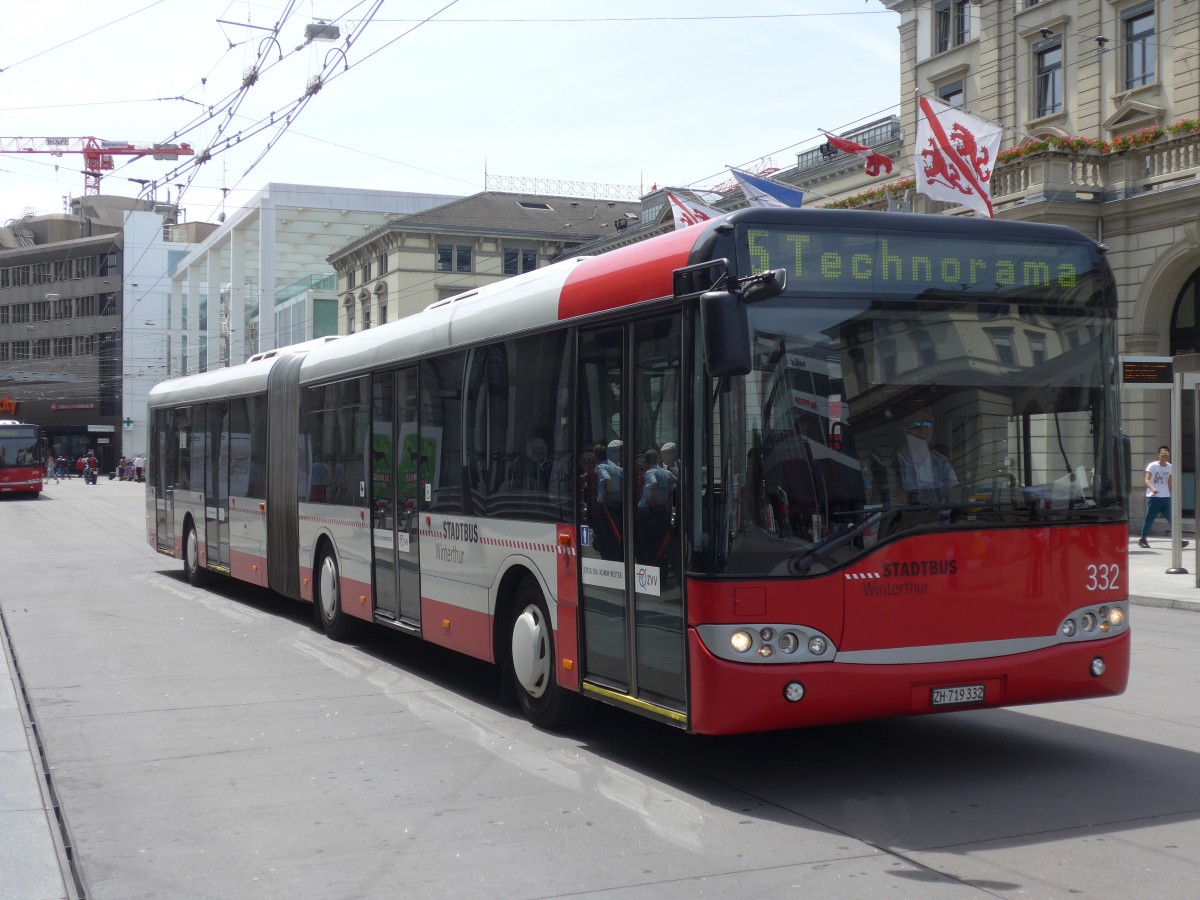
[0,136,195,195]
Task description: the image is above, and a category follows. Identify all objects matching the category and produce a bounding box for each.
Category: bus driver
[895,418,958,504]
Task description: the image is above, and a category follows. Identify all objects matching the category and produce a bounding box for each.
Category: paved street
[3,480,1199,899]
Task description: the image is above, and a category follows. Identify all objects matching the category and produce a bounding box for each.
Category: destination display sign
[1121,356,1173,388]
[739,225,1099,300]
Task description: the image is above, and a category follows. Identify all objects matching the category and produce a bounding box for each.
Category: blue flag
[729,167,804,208]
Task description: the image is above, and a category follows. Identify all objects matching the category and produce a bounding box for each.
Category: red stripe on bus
[229,549,268,587]
[555,524,577,606]
[555,604,579,692]
[558,227,702,320]
[421,596,493,662]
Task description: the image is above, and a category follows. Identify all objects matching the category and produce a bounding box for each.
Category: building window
[344,296,355,334]
[877,338,897,380]
[360,295,371,330]
[911,331,938,367]
[1025,331,1047,366]
[437,244,473,273]
[360,262,371,284]
[935,0,970,53]
[378,298,387,325]
[346,269,356,290]
[376,251,388,275]
[1035,37,1063,116]
[986,328,1017,365]
[1124,3,1155,89]
[938,79,964,107]
[503,248,538,276]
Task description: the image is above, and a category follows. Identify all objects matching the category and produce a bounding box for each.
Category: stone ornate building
[326,192,628,332]
[869,1,1200,520]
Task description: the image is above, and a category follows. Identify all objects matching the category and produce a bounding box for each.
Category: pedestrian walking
[1138,445,1189,548]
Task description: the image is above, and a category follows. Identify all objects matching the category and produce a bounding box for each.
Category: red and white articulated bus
[0,420,44,496]
[146,208,1129,735]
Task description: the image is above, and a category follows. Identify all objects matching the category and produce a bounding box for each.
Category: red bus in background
[0,420,44,496]
[146,209,1129,735]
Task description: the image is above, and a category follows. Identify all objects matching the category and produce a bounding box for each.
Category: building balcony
[827,127,1200,214]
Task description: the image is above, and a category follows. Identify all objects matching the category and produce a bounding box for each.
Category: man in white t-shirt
[1138,445,1189,548]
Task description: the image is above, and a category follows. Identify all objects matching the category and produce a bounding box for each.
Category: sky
[0,1,901,224]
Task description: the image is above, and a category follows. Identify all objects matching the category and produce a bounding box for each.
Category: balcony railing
[824,128,1200,214]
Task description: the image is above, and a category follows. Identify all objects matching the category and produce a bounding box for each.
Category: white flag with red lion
[915,95,1003,218]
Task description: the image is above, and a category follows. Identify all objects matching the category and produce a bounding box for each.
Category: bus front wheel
[314,547,362,641]
[183,521,205,586]
[508,578,590,729]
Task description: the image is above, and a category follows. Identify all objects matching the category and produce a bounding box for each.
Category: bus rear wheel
[183,520,205,586]
[508,578,590,729]
[314,547,362,641]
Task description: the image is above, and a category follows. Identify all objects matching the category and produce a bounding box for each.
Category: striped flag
[729,167,804,208]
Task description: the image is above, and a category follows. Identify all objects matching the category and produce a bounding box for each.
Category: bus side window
[422,352,466,514]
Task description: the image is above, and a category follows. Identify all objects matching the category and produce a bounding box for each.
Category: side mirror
[701,290,752,377]
[741,268,787,305]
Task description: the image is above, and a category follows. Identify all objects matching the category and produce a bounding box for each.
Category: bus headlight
[696,624,837,664]
[783,682,805,702]
[1059,602,1128,644]
[1091,657,1105,677]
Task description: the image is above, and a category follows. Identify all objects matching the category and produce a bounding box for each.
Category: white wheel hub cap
[319,558,339,621]
[511,605,550,698]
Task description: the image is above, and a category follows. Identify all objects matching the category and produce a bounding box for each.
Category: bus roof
[147,343,317,408]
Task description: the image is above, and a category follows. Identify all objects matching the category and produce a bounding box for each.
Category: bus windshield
[701,226,1121,578]
[0,425,40,469]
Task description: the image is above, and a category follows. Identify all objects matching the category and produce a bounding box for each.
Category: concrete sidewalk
[1124,533,1200,612]
[2,533,1198,900]
[1,611,71,900]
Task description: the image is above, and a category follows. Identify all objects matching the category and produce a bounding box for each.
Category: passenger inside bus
[592,441,623,559]
[895,418,958,504]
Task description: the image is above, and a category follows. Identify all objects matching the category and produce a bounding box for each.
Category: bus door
[154,410,177,554]
[204,402,231,571]
[371,367,421,628]
[577,317,686,714]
